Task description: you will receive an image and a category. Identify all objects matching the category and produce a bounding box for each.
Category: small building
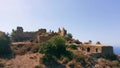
[78,44,114,56]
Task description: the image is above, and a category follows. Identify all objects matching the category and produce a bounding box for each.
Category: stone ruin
[58,27,67,36]
[77,43,114,57]
[11,26,37,42]
[11,26,67,42]
[11,26,114,56]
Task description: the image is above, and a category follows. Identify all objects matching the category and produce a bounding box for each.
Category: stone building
[11,27,68,42]
[36,32,58,43]
[11,27,37,42]
[58,28,67,36]
[78,44,114,56]
[11,26,114,56]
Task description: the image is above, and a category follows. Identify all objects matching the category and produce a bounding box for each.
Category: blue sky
[0,0,120,46]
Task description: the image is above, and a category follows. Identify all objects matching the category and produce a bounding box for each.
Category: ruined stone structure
[36,32,58,43]
[11,26,114,56]
[58,28,67,36]
[11,27,67,42]
[78,44,114,56]
[11,27,37,42]
[36,27,67,43]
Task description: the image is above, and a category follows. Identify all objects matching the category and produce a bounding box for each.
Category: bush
[39,35,74,65]
[0,33,12,55]
[67,33,73,39]
[74,54,85,62]
[104,54,117,60]
[39,35,67,59]
[40,55,55,64]
[68,44,77,50]
[74,40,82,44]
[73,54,87,67]
[63,51,74,60]
[96,41,101,44]
[67,60,76,68]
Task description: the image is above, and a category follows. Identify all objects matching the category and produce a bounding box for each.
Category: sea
[113,46,120,55]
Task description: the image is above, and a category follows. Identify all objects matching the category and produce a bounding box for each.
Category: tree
[67,33,73,39]
[0,33,12,55]
[89,40,92,44]
[75,39,82,44]
[96,41,101,44]
[11,29,16,36]
[39,35,67,58]
[68,44,77,50]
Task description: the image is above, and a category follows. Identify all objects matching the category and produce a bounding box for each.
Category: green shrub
[39,35,67,59]
[68,44,77,50]
[96,41,101,44]
[0,33,12,55]
[104,54,117,60]
[39,35,74,65]
[73,54,87,67]
[67,33,73,39]
[40,55,55,64]
[75,40,82,44]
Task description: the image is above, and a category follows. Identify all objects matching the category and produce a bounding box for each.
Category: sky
[0,0,120,46]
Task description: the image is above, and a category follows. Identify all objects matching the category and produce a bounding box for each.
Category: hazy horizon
[0,0,120,46]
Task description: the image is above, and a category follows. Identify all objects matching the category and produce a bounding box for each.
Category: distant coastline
[113,46,120,55]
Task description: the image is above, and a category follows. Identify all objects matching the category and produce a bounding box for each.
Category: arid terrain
[0,27,120,68]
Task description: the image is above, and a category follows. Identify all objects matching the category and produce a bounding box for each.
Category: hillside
[0,27,120,68]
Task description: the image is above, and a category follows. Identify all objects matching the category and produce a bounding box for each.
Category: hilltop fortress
[11,26,67,42]
[11,26,114,56]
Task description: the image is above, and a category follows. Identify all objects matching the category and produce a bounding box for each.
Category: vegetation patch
[68,44,77,50]
[0,33,12,58]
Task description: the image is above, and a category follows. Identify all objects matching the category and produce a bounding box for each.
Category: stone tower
[58,28,61,34]
[58,27,67,36]
[16,26,23,33]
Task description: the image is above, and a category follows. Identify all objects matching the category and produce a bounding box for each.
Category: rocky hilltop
[0,26,120,68]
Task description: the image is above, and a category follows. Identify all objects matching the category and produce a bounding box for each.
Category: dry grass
[95,58,120,68]
[4,53,41,68]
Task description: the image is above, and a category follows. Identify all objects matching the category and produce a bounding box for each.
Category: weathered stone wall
[79,44,102,54]
[11,27,37,42]
[12,27,68,42]
[36,33,58,43]
[101,46,113,55]
[78,44,114,56]
[38,29,46,34]
[58,28,67,36]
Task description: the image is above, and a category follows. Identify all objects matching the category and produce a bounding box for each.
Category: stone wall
[11,27,67,42]
[11,27,37,42]
[36,32,58,43]
[79,44,102,54]
[38,29,46,34]
[58,28,67,36]
[78,44,114,56]
[101,46,113,55]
